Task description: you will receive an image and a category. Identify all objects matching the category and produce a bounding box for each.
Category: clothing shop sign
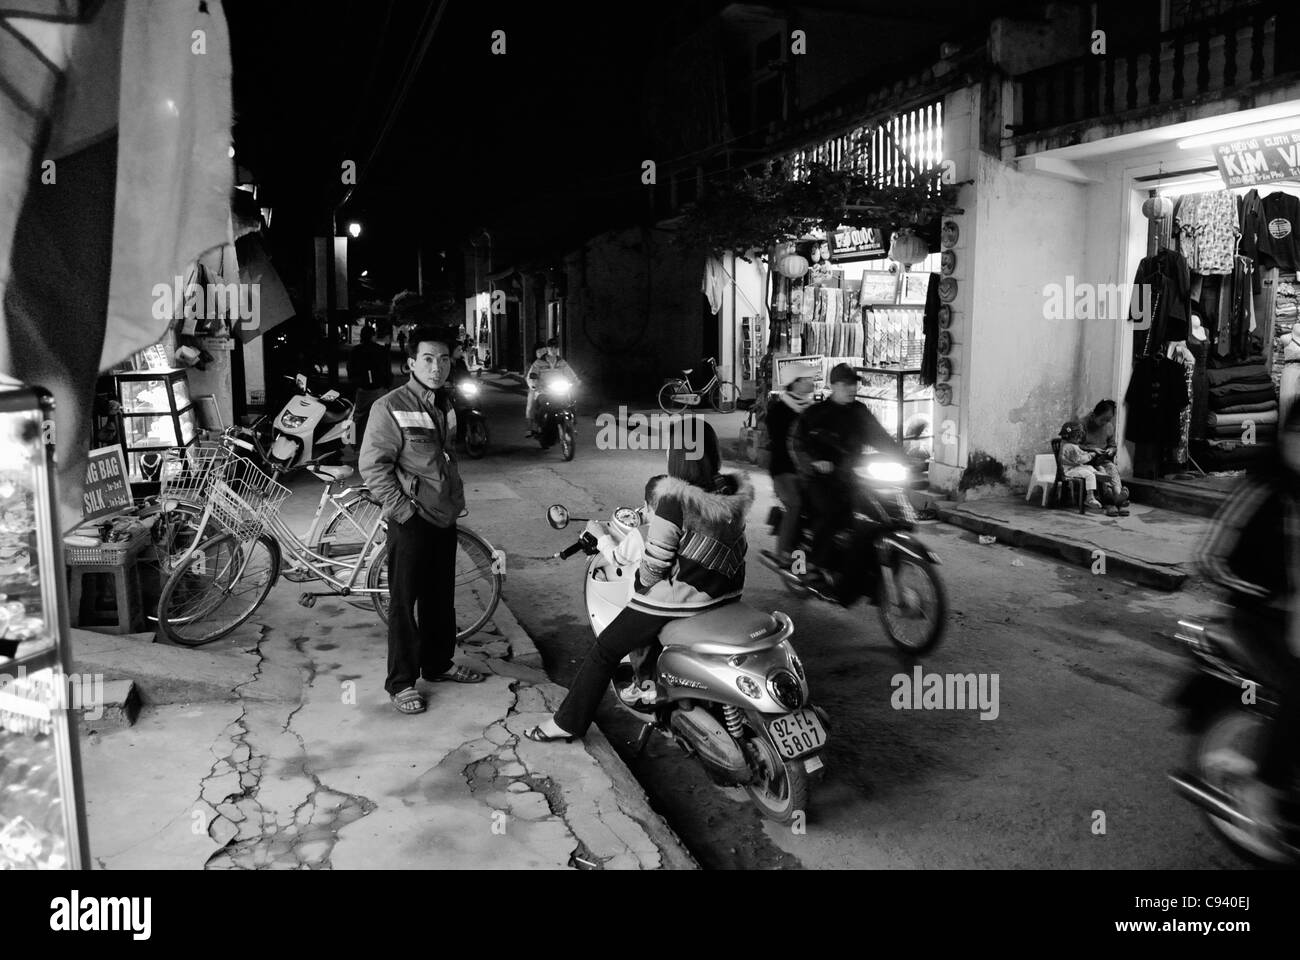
[1213,130,1300,188]
[829,225,886,261]
[81,445,132,522]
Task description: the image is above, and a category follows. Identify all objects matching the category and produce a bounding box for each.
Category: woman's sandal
[391,688,426,715]
[431,664,486,684]
[523,724,576,744]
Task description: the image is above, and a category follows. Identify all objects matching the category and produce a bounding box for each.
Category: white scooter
[547,503,829,823]
[259,374,355,477]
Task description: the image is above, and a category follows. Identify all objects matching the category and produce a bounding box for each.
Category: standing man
[762,362,817,569]
[360,323,485,715]
[346,321,393,451]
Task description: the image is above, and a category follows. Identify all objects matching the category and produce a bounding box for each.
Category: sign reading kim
[1214,130,1300,188]
[829,224,887,261]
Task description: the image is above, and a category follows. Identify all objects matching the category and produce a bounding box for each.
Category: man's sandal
[391,688,426,715]
[523,724,576,743]
[431,664,486,684]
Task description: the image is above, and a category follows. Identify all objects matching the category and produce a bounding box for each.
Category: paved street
[455,374,1239,869]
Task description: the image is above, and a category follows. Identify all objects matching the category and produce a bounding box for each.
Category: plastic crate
[64,527,150,566]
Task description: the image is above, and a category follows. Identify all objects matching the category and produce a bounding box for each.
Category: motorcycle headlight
[281,412,308,428]
[855,459,908,484]
[768,670,803,710]
[546,380,572,397]
[458,381,479,398]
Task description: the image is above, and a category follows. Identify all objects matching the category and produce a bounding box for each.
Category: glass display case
[0,376,90,869]
[857,365,934,461]
[114,368,198,485]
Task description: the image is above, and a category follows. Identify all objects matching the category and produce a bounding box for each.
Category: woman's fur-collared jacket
[631,472,755,617]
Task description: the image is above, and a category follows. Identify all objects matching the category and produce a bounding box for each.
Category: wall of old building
[562,226,706,401]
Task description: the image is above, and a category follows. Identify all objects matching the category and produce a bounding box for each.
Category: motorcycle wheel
[879,554,947,656]
[740,710,810,823]
[658,380,690,414]
[465,415,489,459]
[1193,710,1295,867]
[560,422,576,461]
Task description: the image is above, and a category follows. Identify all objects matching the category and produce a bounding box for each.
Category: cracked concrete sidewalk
[74,580,696,870]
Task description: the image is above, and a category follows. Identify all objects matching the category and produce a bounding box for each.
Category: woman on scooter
[526,418,755,742]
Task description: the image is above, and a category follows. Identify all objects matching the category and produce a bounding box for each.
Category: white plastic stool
[1025,454,1058,506]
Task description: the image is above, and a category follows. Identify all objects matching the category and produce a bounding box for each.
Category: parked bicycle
[150,427,503,647]
[658,357,739,414]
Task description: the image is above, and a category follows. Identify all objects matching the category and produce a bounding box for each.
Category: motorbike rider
[793,362,904,594]
[525,337,579,437]
[1197,399,1300,844]
[524,418,754,742]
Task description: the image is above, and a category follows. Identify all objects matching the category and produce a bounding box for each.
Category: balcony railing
[1012,2,1300,143]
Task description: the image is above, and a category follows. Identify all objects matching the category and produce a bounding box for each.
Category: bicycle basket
[158,446,226,506]
[209,455,290,541]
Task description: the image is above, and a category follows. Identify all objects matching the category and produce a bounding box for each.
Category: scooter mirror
[546,504,570,529]
[295,373,307,391]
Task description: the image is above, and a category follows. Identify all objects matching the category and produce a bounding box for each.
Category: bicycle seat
[309,464,354,483]
[681,368,693,376]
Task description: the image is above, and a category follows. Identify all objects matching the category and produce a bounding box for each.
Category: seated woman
[525,419,754,742]
[1081,399,1128,514]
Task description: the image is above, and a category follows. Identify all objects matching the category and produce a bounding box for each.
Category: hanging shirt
[1130,248,1191,342]
[1256,192,1300,273]
[1174,190,1239,275]
[1124,354,1191,444]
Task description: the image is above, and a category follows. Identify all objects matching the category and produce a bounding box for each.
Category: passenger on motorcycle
[793,363,904,594]
[765,361,818,569]
[1197,400,1300,843]
[525,420,754,742]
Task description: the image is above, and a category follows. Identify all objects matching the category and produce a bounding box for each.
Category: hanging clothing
[1131,248,1191,344]
[1124,353,1191,444]
[702,256,726,315]
[1174,189,1239,275]
[920,272,940,386]
[1256,192,1300,273]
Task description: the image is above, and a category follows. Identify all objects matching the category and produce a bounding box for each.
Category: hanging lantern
[772,242,809,279]
[888,227,929,266]
[1142,195,1174,220]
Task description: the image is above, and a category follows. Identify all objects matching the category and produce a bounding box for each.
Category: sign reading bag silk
[1213,130,1300,188]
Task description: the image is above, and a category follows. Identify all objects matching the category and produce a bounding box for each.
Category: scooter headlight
[856,459,908,483]
[281,411,308,429]
[458,381,479,398]
[768,670,803,710]
[546,380,572,397]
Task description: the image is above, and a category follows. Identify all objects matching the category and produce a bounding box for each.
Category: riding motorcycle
[257,374,355,477]
[1167,616,1300,866]
[533,375,576,461]
[450,373,489,459]
[547,503,829,822]
[757,452,947,655]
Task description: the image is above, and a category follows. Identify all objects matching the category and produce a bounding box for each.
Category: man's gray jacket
[359,375,464,527]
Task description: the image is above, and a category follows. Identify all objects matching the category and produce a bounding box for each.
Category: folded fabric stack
[1192,438,1272,468]
[1207,363,1274,410]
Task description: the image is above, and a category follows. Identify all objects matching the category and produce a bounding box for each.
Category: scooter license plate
[768,709,827,760]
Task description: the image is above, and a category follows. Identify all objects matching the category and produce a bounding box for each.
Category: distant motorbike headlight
[281,412,308,429]
[546,380,572,397]
[856,459,908,484]
[768,670,803,710]
[458,381,479,398]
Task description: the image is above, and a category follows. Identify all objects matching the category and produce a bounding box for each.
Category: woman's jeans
[772,472,803,556]
[554,607,674,736]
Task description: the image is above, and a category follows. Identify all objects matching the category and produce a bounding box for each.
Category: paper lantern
[772,243,809,279]
[1142,196,1174,220]
[888,227,929,266]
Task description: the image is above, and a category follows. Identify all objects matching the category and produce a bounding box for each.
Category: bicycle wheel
[658,380,690,414]
[711,381,740,413]
[137,502,207,623]
[369,527,503,641]
[158,533,281,646]
[319,490,386,609]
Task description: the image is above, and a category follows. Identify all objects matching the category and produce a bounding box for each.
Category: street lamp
[347,221,362,238]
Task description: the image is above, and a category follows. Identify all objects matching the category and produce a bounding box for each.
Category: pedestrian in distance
[346,322,394,451]
[359,323,486,715]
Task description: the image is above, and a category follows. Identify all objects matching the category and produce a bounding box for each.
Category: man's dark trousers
[807,473,851,570]
[385,513,458,695]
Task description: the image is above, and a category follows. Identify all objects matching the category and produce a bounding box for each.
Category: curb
[927,501,1188,591]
